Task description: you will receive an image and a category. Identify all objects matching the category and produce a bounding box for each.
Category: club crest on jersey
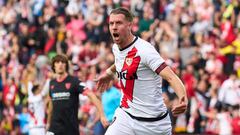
[65,83,71,90]
[125,58,133,66]
[50,85,54,90]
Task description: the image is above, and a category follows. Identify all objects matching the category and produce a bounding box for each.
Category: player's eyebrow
[109,21,122,25]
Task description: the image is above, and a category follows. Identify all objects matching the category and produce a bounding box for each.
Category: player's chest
[50,82,74,92]
[115,53,144,82]
[50,82,75,100]
[115,56,143,72]
[115,48,142,72]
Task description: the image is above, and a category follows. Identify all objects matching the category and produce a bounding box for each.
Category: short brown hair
[51,54,69,73]
[110,7,134,22]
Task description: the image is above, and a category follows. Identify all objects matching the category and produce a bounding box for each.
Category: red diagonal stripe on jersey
[29,110,38,125]
[120,47,141,108]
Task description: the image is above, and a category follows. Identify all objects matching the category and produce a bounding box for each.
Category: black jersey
[48,75,84,135]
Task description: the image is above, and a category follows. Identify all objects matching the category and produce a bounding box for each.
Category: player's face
[109,14,131,46]
[54,61,67,75]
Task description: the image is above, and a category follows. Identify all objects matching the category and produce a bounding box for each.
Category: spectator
[15,105,30,135]
[218,71,240,106]
[101,81,121,123]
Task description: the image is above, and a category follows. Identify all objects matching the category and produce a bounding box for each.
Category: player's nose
[112,23,118,30]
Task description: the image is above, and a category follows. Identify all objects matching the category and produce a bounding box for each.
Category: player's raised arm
[40,79,50,97]
[159,66,188,117]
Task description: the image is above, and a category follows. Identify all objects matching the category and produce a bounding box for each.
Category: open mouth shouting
[113,33,119,37]
[112,33,120,41]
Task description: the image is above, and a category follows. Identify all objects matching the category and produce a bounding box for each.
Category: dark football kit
[48,75,84,135]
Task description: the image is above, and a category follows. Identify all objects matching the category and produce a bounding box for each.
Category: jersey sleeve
[76,79,85,94]
[141,44,167,74]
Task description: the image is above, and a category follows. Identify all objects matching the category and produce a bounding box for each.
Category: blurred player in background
[46,54,108,135]
[27,78,50,135]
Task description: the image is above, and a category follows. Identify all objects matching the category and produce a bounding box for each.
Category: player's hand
[171,96,188,117]
[100,115,110,128]
[46,123,50,130]
[95,73,113,92]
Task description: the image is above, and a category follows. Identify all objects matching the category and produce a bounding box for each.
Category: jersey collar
[119,36,138,51]
[56,74,68,82]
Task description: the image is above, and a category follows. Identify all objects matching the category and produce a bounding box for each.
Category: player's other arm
[106,64,116,77]
[85,91,109,127]
[46,96,53,130]
[96,64,116,92]
[159,66,188,116]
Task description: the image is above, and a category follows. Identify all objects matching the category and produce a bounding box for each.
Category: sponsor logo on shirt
[52,92,70,100]
[116,71,138,80]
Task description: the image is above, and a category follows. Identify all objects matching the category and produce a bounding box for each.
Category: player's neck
[119,34,135,50]
[56,72,68,82]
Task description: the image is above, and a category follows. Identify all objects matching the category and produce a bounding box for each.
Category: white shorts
[29,127,46,135]
[105,108,172,135]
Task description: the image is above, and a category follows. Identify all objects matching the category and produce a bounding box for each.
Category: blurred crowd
[0,0,240,135]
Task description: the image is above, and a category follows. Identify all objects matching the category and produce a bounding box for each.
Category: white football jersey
[28,79,50,128]
[112,37,168,118]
